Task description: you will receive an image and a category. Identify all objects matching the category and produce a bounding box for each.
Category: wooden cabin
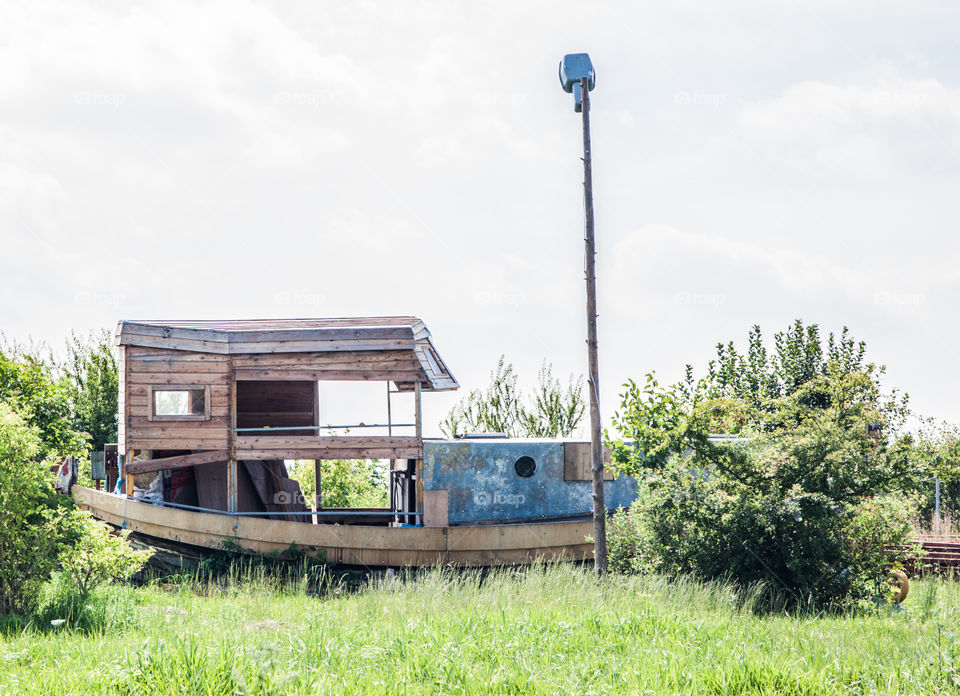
[116,317,458,520]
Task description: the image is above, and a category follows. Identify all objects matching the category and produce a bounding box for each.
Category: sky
[2,1,959,435]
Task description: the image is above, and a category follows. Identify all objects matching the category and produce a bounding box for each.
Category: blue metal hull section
[423,440,638,525]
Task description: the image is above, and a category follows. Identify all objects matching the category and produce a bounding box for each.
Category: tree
[288,458,389,508]
[0,341,85,459]
[605,322,920,608]
[911,419,960,531]
[676,321,883,416]
[440,356,585,438]
[59,331,119,452]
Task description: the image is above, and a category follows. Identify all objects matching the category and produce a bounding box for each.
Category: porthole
[514,456,536,478]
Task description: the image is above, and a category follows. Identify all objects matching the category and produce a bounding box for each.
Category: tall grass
[1,564,958,695]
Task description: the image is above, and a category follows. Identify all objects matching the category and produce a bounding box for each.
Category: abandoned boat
[73,317,637,566]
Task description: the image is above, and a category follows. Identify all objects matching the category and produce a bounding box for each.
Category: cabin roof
[115,316,458,391]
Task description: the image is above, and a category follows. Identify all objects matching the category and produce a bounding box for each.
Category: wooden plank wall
[231,350,427,383]
[125,346,231,450]
[562,442,616,482]
[122,346,427,454]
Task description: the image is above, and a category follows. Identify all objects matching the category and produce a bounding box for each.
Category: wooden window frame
[148,384,211,422]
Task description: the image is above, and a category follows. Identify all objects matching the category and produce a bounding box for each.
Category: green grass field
[1,564,957,695]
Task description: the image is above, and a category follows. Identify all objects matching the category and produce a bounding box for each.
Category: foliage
[0,340,86,458]
[58,513,151,601]
[519,362,586,438]
[0,403,77,615]
[288,458,388,508]
[606,321,921,608]
[440,356,585,438]
[910,419,960,531]
[2,565,959,694]
[678,321,874,408]
[0,393,143,617]
[58,331,119,452]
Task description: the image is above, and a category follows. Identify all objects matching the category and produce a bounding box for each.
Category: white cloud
[1,1,959,429]
[740,75,960,178]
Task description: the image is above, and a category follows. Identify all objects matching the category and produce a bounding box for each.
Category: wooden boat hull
[73,487,593,567]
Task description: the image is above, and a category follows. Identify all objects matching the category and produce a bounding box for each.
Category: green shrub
[607,472,919,608]
[0,403,75,615]
[607,367,921,609]
[59,512,151,602]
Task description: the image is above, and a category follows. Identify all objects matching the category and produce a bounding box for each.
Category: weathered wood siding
[123,346,231,451]
[122,346,428,455]
[231,350,427,383]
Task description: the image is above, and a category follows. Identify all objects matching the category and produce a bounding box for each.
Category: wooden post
[581,76,607,575]
[415,381,423,525]
[314,459,321,512]
[386,382,393,436]
[125,450,135,496]
[227,360,238,513]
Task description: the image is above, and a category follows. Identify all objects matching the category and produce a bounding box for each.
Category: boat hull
[73,487,593,567]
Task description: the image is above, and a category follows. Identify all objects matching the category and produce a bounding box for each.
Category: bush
[0,402,75,615]
[59,512,151,602]
[606,368,921,609]
[607,472,919,608]
[0,400,147,618]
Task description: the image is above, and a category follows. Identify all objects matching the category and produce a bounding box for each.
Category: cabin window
[514,456,536,478]
[149,385,210,421]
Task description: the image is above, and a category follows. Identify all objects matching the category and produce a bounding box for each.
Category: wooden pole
[415,381,423,525]
[125,450,134,496]
[227,362,238,513]
[581,76,607,575]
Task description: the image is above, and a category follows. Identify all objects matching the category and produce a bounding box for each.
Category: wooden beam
[232,368,426,382]
[239,447,422,460]
[124,449,135,496]
[227,359,238,514]
[235,435,420,449]
[125,450,230,475]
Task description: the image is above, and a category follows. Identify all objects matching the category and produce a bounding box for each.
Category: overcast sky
[2,1,959,435]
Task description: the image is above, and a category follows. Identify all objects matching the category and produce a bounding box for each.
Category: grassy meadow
[1,564,958,695]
